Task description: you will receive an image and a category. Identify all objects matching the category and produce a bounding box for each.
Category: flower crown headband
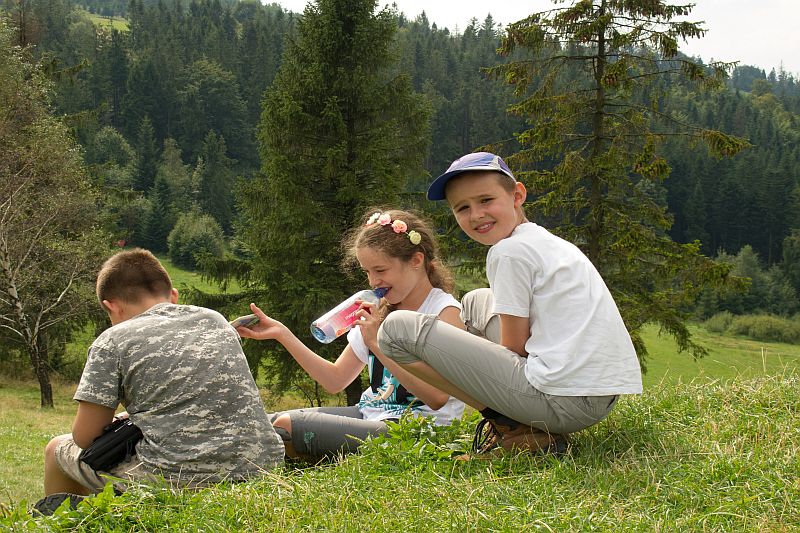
[366,212,422,245]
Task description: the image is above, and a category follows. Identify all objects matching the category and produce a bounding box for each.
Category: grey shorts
[270,406,392,459]
[377,288,617,434]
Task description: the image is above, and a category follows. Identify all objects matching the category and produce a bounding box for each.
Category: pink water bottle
[310,288,387,343]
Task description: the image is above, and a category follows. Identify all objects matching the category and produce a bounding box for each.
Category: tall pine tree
[238,0,430,402]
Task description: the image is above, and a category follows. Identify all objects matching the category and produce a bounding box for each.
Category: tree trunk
[31,339,54,408]
[344,374,364,406]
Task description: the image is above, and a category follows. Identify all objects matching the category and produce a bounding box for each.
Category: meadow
[1,323,798,530]
[2,260,799,529]
[83,11,129,32]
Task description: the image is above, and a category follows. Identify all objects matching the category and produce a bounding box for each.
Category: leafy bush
[727,314,800,344]
[703,311,734,333]
[167,212,225,270]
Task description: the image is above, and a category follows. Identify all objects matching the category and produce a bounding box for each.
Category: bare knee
[45,434,70,462]
[272,414,292,435]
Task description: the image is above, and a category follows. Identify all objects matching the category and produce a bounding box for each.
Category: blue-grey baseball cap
[427,152,516,201]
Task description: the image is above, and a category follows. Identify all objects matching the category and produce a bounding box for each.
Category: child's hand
[354,300,381,350]
[236,303,289,342]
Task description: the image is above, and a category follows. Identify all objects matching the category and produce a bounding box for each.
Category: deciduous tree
[0,19,108,407]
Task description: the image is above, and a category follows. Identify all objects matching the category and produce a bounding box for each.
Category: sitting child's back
[82,301,283,479]
[43,248,283,504]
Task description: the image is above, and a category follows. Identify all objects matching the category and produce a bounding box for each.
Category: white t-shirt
[487,223,642,396]
[347,288,465,424]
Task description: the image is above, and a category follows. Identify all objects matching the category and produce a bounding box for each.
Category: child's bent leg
[270,406,389,459]
[461,288,500,343]
[379,310,566,433]
[44,435,93,496]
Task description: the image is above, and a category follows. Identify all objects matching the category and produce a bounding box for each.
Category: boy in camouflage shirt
[43,248,283,497]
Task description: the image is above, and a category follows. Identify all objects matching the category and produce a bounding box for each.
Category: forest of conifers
[7,0,798,263]
[0,0,800,404]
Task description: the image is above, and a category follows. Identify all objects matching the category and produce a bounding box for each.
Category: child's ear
[410,251,425,270]
[102,299,122,315]
[169,288,179,304]
[513,182,527,208]
[102,299,124,325]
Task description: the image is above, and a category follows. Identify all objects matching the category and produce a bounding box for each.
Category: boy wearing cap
[377,152,642,457]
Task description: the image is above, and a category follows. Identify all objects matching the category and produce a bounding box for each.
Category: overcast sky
[270,0,800,76]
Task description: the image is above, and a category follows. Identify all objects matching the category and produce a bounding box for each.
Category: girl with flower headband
[236,208,465,460]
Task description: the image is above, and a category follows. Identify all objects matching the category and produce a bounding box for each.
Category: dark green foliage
[132,116,158,191]
[167,212,225,270]
[138,175,173,252]
[156,138,196,210]
[196,131,235,234]
[238,0,430,395]
[176,59,252,167]
[697,246,799,318]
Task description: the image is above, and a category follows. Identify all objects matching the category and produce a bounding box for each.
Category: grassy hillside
[158,255,242,295]
[2,373,797,530]
[2,257,799,525]
[84,11,128,31]
[640,323,800,386]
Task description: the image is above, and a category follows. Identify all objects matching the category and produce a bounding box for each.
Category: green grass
[84,11,129,31]
[640,323,800,387]
[2,374,798,530]
[158,255,242,295]
[0,378,75,508]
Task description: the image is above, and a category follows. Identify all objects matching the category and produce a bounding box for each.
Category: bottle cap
[374,287,388,298]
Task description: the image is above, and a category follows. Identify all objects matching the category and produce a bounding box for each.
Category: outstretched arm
[236,302,365,394]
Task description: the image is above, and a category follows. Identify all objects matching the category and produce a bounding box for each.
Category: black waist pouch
[79,418,143,472]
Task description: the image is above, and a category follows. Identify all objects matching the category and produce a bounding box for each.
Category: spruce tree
[139,174,173,253]
[132,115,158,192]
[197,130,235,234]
[239,0,430,401]
[487,0,750,362]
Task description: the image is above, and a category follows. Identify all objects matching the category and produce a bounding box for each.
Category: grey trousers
[269,406,391,459]
[377,288,617,434]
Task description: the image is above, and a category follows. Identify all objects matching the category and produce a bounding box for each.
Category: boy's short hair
[427,152,516,200]
[96,248,173,308]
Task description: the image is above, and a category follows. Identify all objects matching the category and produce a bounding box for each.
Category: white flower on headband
[366,212,421,245]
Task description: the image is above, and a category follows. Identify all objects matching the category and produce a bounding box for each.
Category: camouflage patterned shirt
[75,303,284,480]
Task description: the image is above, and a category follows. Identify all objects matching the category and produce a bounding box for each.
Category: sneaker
[461,417,568,459]
[32,493,85,517]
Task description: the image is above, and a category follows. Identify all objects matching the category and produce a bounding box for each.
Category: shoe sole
[32,493,85,516]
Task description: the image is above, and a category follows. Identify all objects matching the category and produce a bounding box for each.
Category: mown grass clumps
[704,312,800,344]
[4,373,798,531]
